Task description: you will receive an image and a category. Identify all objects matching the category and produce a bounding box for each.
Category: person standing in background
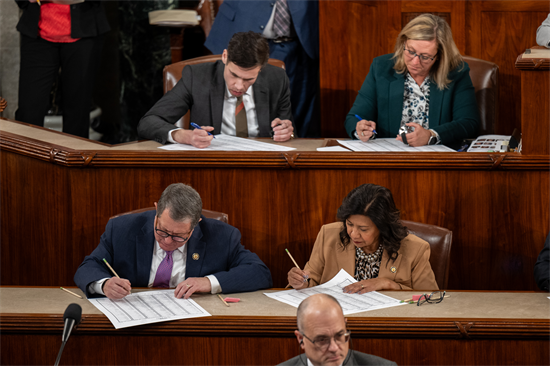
[14,0,110,138]
[205,0,319,138]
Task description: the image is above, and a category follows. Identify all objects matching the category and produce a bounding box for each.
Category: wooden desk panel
[1,288,549,365]
[1,120,549,291]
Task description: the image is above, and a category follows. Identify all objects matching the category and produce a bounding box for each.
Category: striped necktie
[235,96,248,137]
[273,0,291,37]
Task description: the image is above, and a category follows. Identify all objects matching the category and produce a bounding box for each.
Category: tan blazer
[304,222,439,291]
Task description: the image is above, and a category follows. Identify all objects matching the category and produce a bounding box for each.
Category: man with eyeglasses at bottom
[278,294,396,366]
[74,183,272,299]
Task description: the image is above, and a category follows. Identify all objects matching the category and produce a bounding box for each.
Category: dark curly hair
[336,184,408,265]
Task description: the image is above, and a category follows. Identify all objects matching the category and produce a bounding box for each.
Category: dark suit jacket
[278,350,397,366]
[204,0,318,60]
[74,211,273,298]
[137,60,292,144]
[15,0,110,39]
[534,234,550,291]
[345,54,479,149]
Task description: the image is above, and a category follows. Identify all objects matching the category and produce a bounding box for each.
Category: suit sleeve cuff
[167,128,181,144]
[88,278,110,295]
[206,275,222,294]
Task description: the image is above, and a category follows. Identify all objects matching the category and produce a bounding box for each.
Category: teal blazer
[345,54,479,149]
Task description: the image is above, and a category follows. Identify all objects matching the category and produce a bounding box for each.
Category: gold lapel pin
[390,266,397,273]
[192,253,199,260]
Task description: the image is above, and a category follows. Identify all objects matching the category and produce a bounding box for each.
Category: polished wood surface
[319,1,550,138]
[1,121,549,292]
[516,49,550,156]
[1,287,549,365]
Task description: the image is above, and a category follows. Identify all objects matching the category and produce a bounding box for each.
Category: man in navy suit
[205,0,319,137]
[74,183,272,299]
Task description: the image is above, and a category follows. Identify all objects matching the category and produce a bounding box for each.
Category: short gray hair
[156,183,202,227]
[297,294,343,331]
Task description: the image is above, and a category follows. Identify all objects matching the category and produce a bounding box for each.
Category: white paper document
[316,146,351,152]
[337,138,455,152]
[88,290,211,329]
[159,134,296,152]
[265,269,405,315]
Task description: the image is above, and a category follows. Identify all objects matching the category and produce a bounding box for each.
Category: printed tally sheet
[159,134,296,152]
[88,290,211,329]
[338,138,455,152]
[265,269,406,315]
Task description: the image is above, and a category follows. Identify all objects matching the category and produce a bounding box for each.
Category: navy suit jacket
[345,54,480,149]
[74,211,273,298]
[204,0,318,60]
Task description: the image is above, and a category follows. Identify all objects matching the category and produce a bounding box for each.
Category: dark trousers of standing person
[16,34,104,139]
[269,39,320,138]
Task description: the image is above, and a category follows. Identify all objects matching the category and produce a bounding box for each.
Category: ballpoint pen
[354,114,377,135]
[190,122,215,138]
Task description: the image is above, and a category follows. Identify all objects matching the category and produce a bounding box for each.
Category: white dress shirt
[221,84,259,137]
[88,240,221,295]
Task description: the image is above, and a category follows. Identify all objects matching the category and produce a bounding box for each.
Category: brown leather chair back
[110,207,228,224]
[463,56,499,135]
[402,220,452,289]
[163,55,286,129]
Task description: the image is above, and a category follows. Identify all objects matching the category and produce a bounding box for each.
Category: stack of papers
[265,269,405,315]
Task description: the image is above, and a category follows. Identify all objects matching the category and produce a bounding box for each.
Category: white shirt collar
[154,240,185,256]
[224,84,253,100]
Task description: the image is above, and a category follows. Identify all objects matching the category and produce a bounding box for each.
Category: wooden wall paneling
[319,1,349,138]
[386,0,402,53]
[450,1,466,54]
[520,68,550,155]
[0,153,72,285]
[478,9,549,136]
[2,330,549,365]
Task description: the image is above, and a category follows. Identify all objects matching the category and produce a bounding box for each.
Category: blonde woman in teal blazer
[345,14,479,150]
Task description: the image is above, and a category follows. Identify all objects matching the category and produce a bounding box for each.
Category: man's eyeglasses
[417,291,446,306]
[300,331,351,351]
[154,225,191,243]
[404,48,436,62]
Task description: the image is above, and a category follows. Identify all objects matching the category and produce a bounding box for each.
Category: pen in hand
[285,248,308,286]
[190,122,215,138]
[354,114,377,135]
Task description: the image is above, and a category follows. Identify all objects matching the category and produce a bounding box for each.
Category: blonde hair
[392,14,463,90]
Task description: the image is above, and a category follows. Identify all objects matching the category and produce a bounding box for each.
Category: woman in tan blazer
[288,184,438,293]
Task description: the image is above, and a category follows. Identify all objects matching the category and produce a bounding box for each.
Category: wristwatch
[428,129,438,145]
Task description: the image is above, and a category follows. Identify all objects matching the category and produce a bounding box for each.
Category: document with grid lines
[265,269,405,315]
[88,290,211,329]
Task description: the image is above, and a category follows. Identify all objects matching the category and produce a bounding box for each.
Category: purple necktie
[153,250,174,288]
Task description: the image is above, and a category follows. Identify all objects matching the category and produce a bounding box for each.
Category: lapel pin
[192,253,199,260]
[390,266,397,273]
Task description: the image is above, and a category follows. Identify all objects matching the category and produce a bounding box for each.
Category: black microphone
[55,303,82,366]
